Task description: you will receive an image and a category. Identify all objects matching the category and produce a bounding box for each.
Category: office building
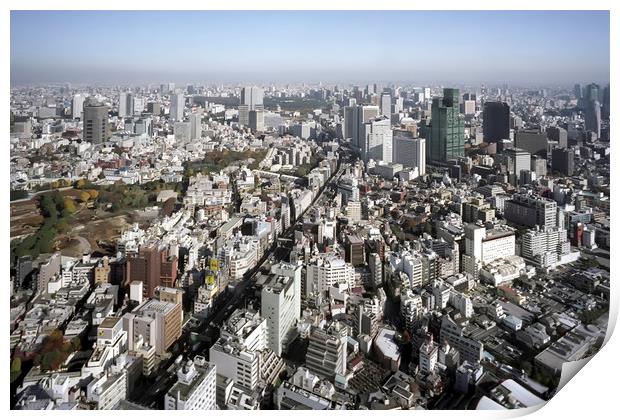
[546,126,568,148]
[170,92,185,121]
[483,102,510,143]
[239,86,264,127]
[392,136,426,176]
[520,226,571,269]
[305,322,348,379]
[305,254,355,297]
[261,273,301,357]
[189,112,202,140]
[249,109,265,133]
[504,148,531,185]
[123,294,183,356]
[585,100,601,137]
[83,99,109,144]
[165,356,217,410]
[126,243,161,299]
[551,148,575,176]
[439,316,483,363]
[361,117,392,163]
[344,105,380,150]
[429,88,464,162]
[504,193,557,229]
[514,130,548,157]
[381,92,392,117]
[72,94,86,120]
[119,92,133,118]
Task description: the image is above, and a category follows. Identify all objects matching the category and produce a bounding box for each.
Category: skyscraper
[551,148,575,176]
[72,94,86,120]
[482,101,510,143]
[248,109,265,133]
[380,92,392,117]
[362,117,392,163]
[392,136,426,176]
[169,92,185,122]
[602,84,610,120]
[119,92,133,118]
[239,86,264,127]
[583,83,600,104]
[189,112,202,140]
[585,100,601,137]
[83,99,109,144]
[546,126,568,148]
[429,88,464,162]
[241,86,264,107]
[343,105,380,150]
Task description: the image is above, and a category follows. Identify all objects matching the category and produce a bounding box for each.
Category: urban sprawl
[9,81,610,410]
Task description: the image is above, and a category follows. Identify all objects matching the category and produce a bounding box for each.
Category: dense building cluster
[10,81,610,410]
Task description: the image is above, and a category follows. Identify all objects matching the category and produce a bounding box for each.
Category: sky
[10,10,610,86]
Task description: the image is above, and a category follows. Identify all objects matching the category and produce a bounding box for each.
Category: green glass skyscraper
[429,88,465,162]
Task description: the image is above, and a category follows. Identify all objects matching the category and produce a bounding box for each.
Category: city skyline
[10,10,610,85]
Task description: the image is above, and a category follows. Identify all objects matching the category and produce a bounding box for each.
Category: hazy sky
[10,10,610,86]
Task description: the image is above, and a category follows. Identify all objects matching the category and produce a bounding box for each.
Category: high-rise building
[123,291,183,356]
[241,86,264,107]
[520,226,570,269]
[83,99,109,144]
[133,97,145,115]
[343,105,358,143]
[361,117,392,163]
[514,129,548,157]
[209,309,269,391]
[72,94,86,120]
[419,336,438,375]
[429,88,464,162]
[305,322,348,379]
[249,109,265,133]
[189,112,202,140]
[551,148,575,176]
[392,136,426,176]
[147,102,162,116]
[530,155,547,178]
[126,243,161,299]
[261,272,301,357]
[504,148,531,185]
[585,100,601,137]
[462,100,476,116]
[546,126,568,148]
[483,101,510,143]
[380,92,392,117]
[165,356,217,410]
[344,105,381,150]
[504,193,557,229]
[583,83,600,104]
[239,86,264,127]
[602,84,610,120]
[169,93,185,121]
[305,254,355,297]
[119,92,133,118]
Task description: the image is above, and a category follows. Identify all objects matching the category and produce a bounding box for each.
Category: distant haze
[10,10,610,86]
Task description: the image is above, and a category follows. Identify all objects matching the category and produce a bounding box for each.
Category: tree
[79,191,91,203]
[88,189,99,200]
[10,357,21,383]
[63,198,76,213]
[76,178,87,189]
